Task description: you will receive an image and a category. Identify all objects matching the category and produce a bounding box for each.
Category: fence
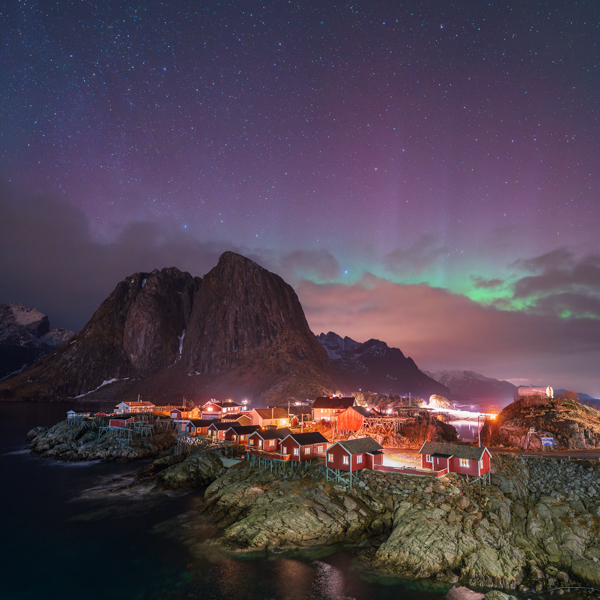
[374,465,448,478]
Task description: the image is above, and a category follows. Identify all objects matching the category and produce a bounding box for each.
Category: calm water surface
[0,401,557,600]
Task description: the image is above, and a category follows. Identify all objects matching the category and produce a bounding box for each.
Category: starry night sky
[1,1,599,394]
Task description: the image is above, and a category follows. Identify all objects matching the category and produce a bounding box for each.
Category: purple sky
[1,1,599,395]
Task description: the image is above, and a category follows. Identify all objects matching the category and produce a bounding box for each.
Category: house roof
[204,400,241,408]
[122,401,155,407]
[313,396,355,410]
[220,412,248,420]
[335,437,383,454]
[170,407,187,412]
[187,419,214,427]
[208,422,232,430]
[349,406,373,419]
[420,441,489,461]
[249,427,292,440]
[283,432,329,446]
[253,408,289,420]
[226,425,260,435]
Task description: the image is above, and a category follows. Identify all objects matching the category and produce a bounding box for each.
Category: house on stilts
[325,437,384,487]
[419,441,492,484]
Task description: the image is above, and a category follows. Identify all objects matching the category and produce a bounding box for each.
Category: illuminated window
[249,439,254,445]
[318,445,323,452]
[304,447,310,454]
[479,459,483,469]
[343,456,349,465]
[459,458,469,468]
[293,448,299,456]
[356,455,363,464]
[328,453,334,462]
[282,447,287,454]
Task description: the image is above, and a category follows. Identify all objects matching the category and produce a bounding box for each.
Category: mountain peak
[317,331,448,397]
[1,253,339,403]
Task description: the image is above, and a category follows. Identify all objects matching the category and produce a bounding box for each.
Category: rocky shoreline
[189,454,600,596]
[26,422,600,597]
[26,419,177,461]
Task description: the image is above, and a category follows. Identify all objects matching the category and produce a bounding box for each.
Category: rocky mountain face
[0,252,339,403]
[481,397,600,450]
[425,369,518,407]
[317,331,449,399]
[0,303,74,380]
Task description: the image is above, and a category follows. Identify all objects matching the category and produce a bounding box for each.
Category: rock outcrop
[156,450,226,489]
[318,331,449,398]
[0,303,74,379]
[1,252,340,403]
[192,454,600,593]
[27,419,177,461]
[481,397,600,450]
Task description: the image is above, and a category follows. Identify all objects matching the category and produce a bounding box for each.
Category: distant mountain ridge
[0,303,73,380]
[424,369,518,406]
[0,253,340,404]
[317,331,449,398]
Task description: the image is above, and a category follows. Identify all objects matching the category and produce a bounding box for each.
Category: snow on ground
[9,303,46,326]
[73,378,128,398]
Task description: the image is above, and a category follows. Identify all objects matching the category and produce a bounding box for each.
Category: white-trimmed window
[318,445,323,453]
[282,446,287,454]
[328,453,334,462]
[343,456,349,465]
[459,458,469,468]
[293,448,299,456]
[356,455,363,464]
[249,438,254,445]
[304,447,310,454]
[479,459,484,469]
[425,454,431,462]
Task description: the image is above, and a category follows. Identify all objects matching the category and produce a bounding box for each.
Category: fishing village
[25,387,600,599]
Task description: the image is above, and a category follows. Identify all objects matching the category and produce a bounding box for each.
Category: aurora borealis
[1,1,599,394]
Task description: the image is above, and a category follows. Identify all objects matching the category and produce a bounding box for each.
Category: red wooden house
[279,432,329,461]
[224,425,260,444]
[326,437,384,471]
[325,437,384,486]
[246,428,292,452]
[419,441,492,480]
[312,395,355,422]
[183,419,214,435]
[202,400,241,419]
[337,406,378,432]
[207,421,232,440]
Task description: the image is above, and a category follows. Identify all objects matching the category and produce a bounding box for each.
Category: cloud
[472,276,504,289]
[0,183,240,330]
[279,249,341,283]
[511,248,600,317]
[383,234,447,276]
[298,273,600,395]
